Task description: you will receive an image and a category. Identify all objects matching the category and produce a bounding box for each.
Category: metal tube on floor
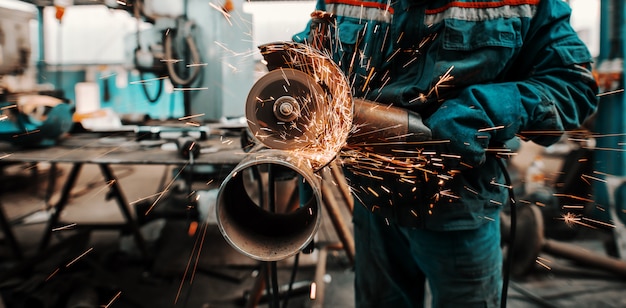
[310,245,329,308]
[543,239,626,277]
[321,170,355,265]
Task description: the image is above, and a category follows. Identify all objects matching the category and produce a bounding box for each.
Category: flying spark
[255,42,354,170]
[102,291,122,308]
[588,146,626,152]
[99,72,117,79]
[173,87,209,91]
[581,174,606,183]
[178,114,205,121]
[310,282,318,300]
[66,247,94,268]
[581,216,615,229]
[144,164,190,215]
[490,179,512,189]
[129,76,168,84]
[209,3,232,25]
[553,193,595,203]
[13,129,40,138]
[160,59,183,64]
[596,89,624,97]
[45,268,60,281]
[560,213,596,229]
[478,125,505,132]
[52,223,77,231]
[536,257,552,270]
[175,222,209,304]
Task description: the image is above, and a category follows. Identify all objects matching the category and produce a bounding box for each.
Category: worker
[293,0,599,307]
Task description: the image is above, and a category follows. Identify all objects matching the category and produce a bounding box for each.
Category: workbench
[0,130,246,261]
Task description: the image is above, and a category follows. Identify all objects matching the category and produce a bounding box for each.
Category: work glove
[424,84,537,167]
[425,99,492,167]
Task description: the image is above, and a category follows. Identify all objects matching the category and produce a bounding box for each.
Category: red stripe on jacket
[426,0,540,14]
[325,0,394,14]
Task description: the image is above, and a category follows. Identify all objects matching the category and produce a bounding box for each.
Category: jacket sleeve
[448,62,597,147]
[428,0,598,153]
[292,1,327,43]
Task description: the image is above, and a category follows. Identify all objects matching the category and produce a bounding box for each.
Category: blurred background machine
[0,3,73,147]
[2,0,255,130]
[113,0,255,121]
[0,4,33,76]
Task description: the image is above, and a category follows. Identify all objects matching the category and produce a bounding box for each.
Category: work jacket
[294,0,598,230]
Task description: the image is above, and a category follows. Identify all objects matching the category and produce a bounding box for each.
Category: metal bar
[605,175,626,259]
[595,0,626,245]
[321,170,355,265]
[0,199,23,259]
[330,161,353,213]
[39,163,83,252]
[245,263,267,308]
[310,245,329,308]
[44,162,58,209]
[266,165,279,308]
[543,238,626,277]
[599,0,611,61]
[98,163,150,260]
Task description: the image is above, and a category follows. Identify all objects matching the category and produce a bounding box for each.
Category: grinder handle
[347,99,432,145]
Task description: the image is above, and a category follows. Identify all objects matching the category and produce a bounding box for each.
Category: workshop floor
[2,162,626,308]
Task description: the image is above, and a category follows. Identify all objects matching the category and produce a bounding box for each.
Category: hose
[163,20,201,86]
[140,71,164,103]
[498,157,516,308]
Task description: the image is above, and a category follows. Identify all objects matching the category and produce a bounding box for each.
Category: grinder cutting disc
[246,68,326,151]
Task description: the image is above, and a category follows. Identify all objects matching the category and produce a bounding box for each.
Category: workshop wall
[242,1,315,59]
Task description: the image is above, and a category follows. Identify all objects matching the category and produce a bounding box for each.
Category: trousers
[353,202,503,307]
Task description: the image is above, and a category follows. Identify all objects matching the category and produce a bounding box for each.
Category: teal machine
[595,0,626,258]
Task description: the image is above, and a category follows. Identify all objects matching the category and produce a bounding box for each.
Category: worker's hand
[424,99,492,167]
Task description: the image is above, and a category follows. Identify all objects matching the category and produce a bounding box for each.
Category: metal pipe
[543,239,626,277]
[502,205,626,278]
[321,169,355,265]
[216,149,323,261]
